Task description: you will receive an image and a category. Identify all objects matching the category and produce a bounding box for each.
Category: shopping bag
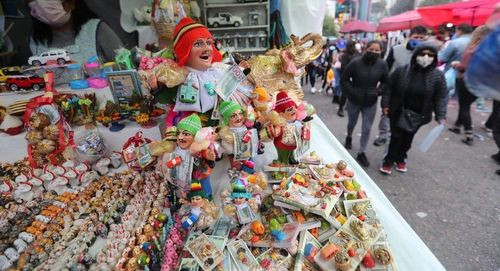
[417,124,444,152]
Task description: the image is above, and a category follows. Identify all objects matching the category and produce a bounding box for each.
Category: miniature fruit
[343,180,354,191]
[250,235,260,243]
[335,214,347,225]
[352,179,361,191]
[347,247,356,257]
[250,221,265,235]
[362,251,376,268]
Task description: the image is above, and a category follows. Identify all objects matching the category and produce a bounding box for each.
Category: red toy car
[6,76,45,91]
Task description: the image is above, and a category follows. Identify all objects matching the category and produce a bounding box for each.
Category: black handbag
[397,107,425,133]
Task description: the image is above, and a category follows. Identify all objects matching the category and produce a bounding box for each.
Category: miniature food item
[29,113,50,130]
[42,125,59,140]
[334,251,351,271]
[362,251,376,268]
[337,160,347,170]
[350,220,369,241]
[320,243,339,259]
[250,221,265,235]
[374,247,392,265]
[37,139,56,154]
[26,130,43,144]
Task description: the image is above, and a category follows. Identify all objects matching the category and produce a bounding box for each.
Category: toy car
[28,49,71,66]
[6,75,45,91]
[0,67,22,83]
[208,12,243,28]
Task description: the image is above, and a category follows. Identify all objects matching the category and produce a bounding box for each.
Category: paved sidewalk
[304,85,499,271]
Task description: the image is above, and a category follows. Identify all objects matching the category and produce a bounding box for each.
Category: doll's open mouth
[200,52,211,61]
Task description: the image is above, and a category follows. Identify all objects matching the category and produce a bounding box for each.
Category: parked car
[6,76,45,91]
[208,12,244,28]
[28,49,71,66]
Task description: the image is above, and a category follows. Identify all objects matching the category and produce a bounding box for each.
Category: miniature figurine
[218,100,259,176]
[159,113,216,208]
[222,179,259,225]
[180,181,216,231]
[269,91,312,167]
[140,17,253,127]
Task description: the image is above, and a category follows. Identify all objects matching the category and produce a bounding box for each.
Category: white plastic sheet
[417,124,445,152]
[281,0,327,37]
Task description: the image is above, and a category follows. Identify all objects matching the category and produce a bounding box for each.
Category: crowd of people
[303,24,500,176]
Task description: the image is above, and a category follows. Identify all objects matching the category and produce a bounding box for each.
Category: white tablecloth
[0,88,445,270]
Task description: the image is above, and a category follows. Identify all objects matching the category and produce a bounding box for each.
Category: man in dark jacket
[379,44,447,174]
[341,40,388,167]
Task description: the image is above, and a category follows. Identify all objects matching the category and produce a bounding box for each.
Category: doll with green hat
[159,113,216,210]
[218,100,259,177]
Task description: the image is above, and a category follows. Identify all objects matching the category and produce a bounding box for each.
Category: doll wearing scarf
[218,101,259,176]
[270,91,312,166]
[162,17,253,126]
[158,113,216,212]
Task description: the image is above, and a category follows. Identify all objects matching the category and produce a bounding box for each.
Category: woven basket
[153,19,175,42]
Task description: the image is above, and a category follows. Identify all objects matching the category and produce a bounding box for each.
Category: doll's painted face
[229,110,244,128]
[190,195,203,208]
[186,38,214,71]
[234,197,246,205]
[280,106,297,122]
[177,130,195,149]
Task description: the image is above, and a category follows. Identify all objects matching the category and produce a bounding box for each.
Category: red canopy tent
[340,20,377,33]
[376,10,427,32]
[417,0,499,27]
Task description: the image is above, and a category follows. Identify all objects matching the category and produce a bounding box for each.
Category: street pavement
[303,84,500,271]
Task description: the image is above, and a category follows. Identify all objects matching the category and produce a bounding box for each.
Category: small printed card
[226,239,259,271]
[186,233,224,271]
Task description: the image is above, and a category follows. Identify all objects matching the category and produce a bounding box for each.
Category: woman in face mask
[27,0,123,64]
[379,44,447,175]
[340,40,389,168]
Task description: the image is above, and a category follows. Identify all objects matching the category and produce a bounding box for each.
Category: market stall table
[0,87,445,271]
[0,87,163,162]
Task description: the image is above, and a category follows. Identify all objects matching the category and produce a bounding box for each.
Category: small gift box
[121,132,155,171]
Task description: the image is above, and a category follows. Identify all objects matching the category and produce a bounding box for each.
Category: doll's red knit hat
[172,17,222,67]
[274,91,297,113]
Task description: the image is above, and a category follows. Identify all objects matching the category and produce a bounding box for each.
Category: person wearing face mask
[28,0,123,64]
[379,44,447,175]
[341,40,388,167]
[373,26,427,147]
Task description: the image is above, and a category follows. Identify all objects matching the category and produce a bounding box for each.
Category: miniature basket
[152,19,175,43]
[151,0,175,45]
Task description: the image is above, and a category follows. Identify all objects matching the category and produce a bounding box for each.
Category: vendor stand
[0,2,445,269]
